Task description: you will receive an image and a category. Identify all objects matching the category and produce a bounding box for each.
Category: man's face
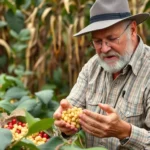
[91,22,135,73]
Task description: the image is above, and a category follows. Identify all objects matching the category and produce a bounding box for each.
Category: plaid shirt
[67,37,150,150]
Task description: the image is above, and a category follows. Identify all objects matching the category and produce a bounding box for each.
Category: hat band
[90,12,131,23]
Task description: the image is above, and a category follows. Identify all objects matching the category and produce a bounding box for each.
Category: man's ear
[131,21,137,37]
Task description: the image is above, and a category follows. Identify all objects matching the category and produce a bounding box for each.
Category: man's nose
[100,41,111,53]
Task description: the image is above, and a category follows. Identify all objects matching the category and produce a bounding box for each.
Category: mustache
[100,51,120,58]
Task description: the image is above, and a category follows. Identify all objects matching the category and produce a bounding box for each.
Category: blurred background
[0,0,150,101]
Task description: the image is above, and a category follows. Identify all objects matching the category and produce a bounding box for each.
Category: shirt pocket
[116,97,144,126]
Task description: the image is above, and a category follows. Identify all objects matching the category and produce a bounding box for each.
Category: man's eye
[109,38,117,41]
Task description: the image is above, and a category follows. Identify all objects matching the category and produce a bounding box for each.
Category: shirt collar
[127,36,144,76]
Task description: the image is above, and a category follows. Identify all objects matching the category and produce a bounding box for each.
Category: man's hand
[79,103,131,140]
[53,99,78,135]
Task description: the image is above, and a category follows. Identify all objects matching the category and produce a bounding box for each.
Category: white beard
[98,40,134,73]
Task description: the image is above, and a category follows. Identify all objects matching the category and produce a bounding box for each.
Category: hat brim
[74,13,150,37]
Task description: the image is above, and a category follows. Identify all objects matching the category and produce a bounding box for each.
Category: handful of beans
[61,107,82,128]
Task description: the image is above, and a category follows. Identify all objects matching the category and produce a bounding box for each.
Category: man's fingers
[98,103,115,115]
[53,99,72,120]
[81,109,106,122]
[53,107,62,119]
[54,120,66,127]
[53,100,77,136]
[54,120,77,135]
[60,99,72,109]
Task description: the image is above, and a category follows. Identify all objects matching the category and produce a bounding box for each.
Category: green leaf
[30,102,42,117]
[38,136,64,150]
[19,28,30,41]
[0,100,15,113]
[35,90,54,106]
[5,75,25,88]
[4,86,29,99]
[25,111,38,128]
[12,139,39,150]
[16,100,38,112]
[27,118,54,136]
[12,42,27,52]
[0,128,12,150]
[10,30,19,39]
[0,21,7,28]
[5,9,25,33]
[16,96,33,105]
[0,74,8,85]
[48,100,59,111]
[46,111,55,118]
[32,0,43,7]
[22,0,31,9]
[73,130,86,148]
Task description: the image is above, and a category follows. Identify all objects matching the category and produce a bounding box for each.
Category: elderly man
[53,0,150,149]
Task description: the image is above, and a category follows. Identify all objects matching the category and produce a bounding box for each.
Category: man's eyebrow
[92,38,101,40]
[106,34,116,38]
[92,34,115,40]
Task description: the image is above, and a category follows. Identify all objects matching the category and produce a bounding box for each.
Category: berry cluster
[3,118,50,145]
[4,118,28,141]
[61,107,82,128]
[27,131,50,145]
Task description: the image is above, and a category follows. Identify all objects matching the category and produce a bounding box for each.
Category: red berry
[43,133,49,139]
[9,124,13,129]
[11,118,17,124]
[17,122,22,126]
[38,133,43,138]
[21,123,26,127]
[16,129,21,134]
[8,125,13,129]
[7,122,14,129]
[7,122,12,126]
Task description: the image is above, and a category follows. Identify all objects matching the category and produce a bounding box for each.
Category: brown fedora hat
[74,0,150,36]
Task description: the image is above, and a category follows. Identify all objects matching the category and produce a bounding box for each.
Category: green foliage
[5,9,25,33]
[0,128,12,150]
[0,74,108,149]
[5,87,29,99]
[25,111,54,136]
[35,90,53,106]
[0,74,59,118]
[0,100,15,113]
[38,136,64,150]
[0,74,25,91]
[10,29,30,53]
[12,139,39,150]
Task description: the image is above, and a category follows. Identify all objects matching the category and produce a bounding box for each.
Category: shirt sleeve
[122,125,150,149]
[122,88,150,149]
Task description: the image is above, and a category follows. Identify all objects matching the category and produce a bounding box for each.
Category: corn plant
[0,0,149,98]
